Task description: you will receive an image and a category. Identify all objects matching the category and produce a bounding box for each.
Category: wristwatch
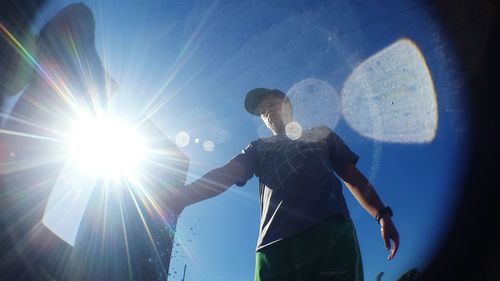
[375,206,393,223]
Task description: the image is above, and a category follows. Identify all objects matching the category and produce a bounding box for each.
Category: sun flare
[67,113,146,181]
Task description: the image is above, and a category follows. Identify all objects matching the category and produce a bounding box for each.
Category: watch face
[387,207,393,217]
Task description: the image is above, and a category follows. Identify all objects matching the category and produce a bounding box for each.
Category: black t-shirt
[233,126,359,250]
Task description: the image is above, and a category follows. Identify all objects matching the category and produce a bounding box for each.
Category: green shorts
[255,216,363,281]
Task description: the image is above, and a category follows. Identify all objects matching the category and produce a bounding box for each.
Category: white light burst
[67,113,146,181]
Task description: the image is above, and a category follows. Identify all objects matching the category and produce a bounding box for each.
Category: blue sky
[29,1,470,280]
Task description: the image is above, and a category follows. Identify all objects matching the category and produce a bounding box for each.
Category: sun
[66,112,146,182]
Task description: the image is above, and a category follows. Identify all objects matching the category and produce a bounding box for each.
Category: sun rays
[1,6,192,279]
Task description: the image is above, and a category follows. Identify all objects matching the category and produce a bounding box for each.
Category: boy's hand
[380,216,399,260]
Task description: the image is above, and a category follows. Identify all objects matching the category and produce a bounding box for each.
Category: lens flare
[286,78,341,131]
[285,121,303,140]
[341,38,438,143]
[176,131,190,147]
[202,140,214,152]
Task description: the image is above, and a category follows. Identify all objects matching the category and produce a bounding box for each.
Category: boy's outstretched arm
[162,156,251,214]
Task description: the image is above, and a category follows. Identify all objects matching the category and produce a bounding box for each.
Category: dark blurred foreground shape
[0,0,42,107]
[1,2,189,280]
[420,1,500,281]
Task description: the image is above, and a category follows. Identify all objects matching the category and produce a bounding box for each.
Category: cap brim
[244,88,287,116]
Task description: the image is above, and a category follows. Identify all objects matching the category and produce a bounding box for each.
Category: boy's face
[258,95,293,135]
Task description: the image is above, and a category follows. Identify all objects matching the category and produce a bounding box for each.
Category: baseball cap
[244,88,289,115]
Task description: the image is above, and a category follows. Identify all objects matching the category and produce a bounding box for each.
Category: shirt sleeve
[327,131,359,175]
[233,142,257,187]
